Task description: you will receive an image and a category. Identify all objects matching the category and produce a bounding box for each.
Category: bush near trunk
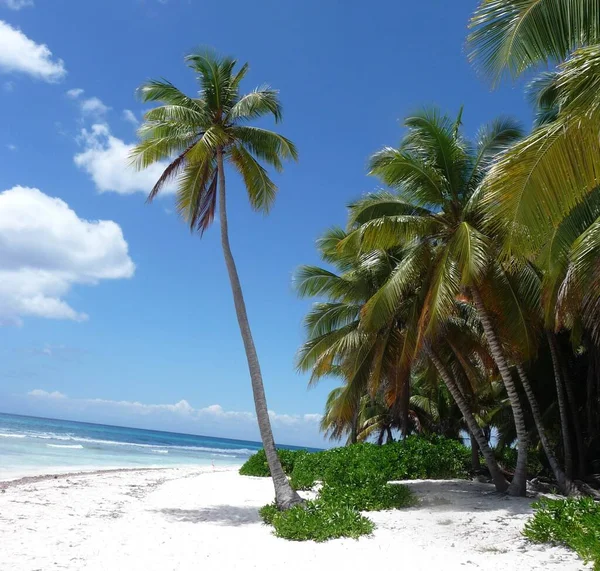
[245,437,470,541]
[239,449,307,477]
[260,499,375,542]
[524,497,600,570]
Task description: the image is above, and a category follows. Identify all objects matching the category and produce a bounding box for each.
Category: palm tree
[296,213,509,491]
[347,109,532,494]
[131,50,302,509]
[468,1,600,483]
[294,227,417,439]
[467,1,600,336]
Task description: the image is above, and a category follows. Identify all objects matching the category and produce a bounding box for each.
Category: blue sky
[0,0,532,447]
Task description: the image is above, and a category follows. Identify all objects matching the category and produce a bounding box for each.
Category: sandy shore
[0,467,589,570]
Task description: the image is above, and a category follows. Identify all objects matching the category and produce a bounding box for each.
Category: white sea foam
[46,444,84,449]
[151,449,168,454]
[0,432,26,439]
[6,430,255,457]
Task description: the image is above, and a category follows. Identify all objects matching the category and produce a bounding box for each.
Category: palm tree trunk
[386,426,394,443]
[216,149,301,509]
[470,432,481,471]
[516,364,575,495]
[349,406,359,444]
[547,331,573,480]
[427,346,509,492]
[471,286,528,496]
[560,356,587,478]
[586,343,595,441]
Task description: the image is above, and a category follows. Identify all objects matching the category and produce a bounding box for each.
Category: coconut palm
[294,227,417,439]
[296,215,509,491]
[467,1,600,337]
[347,109,534,494]
[131,50,301,509]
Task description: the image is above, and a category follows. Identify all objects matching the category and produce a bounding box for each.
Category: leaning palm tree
[131,50,301,509]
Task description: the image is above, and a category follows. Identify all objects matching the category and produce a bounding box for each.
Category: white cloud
[28,389,66,399]
[74,123,175,195]
[122,109,138,126]
[1,0,34,10]
[66,87,84,99]
[24,389,323,445]
[7,143,16,151]
[0,20,65,82]
[0,186,135,325]
[80,96,110,117]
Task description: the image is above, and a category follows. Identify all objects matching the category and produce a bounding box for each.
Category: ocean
[0,413,313,480]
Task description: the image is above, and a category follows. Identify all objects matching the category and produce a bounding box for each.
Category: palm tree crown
[132,50,297,231]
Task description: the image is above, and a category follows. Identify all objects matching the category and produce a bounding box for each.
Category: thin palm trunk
[560,357,587,477]
[216,149,301,509]
[471,287,528,496]
[516,364,575,495]
[547,331,573,480]
[586,344,595,439]
[427,346,509,493]
[470,432,481,471]
[386,426,394,443]
[349,406,359,445]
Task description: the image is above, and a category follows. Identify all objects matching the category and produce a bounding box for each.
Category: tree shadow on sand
[398,480,538,516]
[153,506,261,526]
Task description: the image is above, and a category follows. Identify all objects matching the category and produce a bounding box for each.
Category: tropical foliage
[295,0,600,500]
[524,497,600,570]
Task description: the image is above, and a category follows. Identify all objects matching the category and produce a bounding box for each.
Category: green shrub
[290,436,469,490]
[524,497,600,570]
[259,502,278,525]
[497,446,545,477]
[320,481,417,511]
[266,500,374,542]
[250,436,467,542]
[239,449,307,477]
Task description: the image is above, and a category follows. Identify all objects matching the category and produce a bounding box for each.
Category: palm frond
[229,144,277,212]
[468,0,600,85]
[228,87,283,122]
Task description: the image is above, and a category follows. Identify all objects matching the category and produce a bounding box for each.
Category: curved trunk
[427,346,509,492]
[217,149,302,509]
[471,287,528,496]
[516,364,575,495]
[547,331,573,480]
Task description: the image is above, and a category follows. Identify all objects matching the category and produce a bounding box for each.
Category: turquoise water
[0,413,314,480]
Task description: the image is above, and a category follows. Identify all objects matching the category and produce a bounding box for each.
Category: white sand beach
[0,467,589,571]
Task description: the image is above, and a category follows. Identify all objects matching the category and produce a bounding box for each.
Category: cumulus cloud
[1,0,34,10]
[80,96,110,117]
[74,123,175,195]
[122,109,138,126]
[0,20,65,82]
[25,389,324,445]
[66,87,84,99]
[0,186,135,325]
